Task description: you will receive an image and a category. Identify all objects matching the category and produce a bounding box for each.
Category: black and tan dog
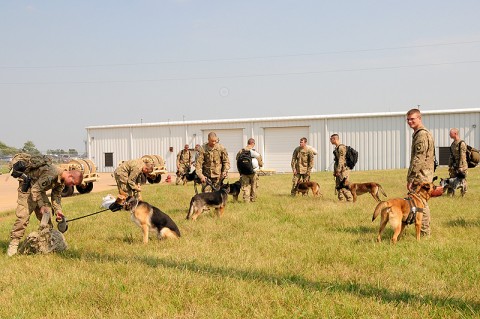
[228,180,242,201]
[116,195,181,244]
[371,182,437,244]
[294,181,322,197]
[337,177,387,202]
[186,183,230,220]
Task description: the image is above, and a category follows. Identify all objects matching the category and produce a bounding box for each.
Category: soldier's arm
[307,151,314,174]
[337,145,347,172]
[51,183,63,212]
[30,175,52,208]
[195,151,205,179]
[408,131,429,182]
[459,142,468,170]
[127,167,142,191]
[291,148,298,171]
[176,152,181,167]
[448,145,454,168]
[221,148,230,173]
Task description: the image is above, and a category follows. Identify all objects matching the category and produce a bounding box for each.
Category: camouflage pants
[412,182,431,236]
[114,171,141,199]
[291,173,310,195]
[240,173,258,202]
[10,184,51,243]
[176,164,190,185]
[335,171,353,202]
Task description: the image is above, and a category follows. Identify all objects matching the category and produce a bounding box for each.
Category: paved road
[0,172,119,212]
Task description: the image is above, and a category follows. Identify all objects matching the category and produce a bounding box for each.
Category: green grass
[1,167,479,318]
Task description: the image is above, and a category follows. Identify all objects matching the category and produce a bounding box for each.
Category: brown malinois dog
[371,182,436,244]
[337,177,387,202]
[295,181,322,197]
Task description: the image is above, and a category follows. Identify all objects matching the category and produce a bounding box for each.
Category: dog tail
[372,201,389,222]
[186,197,195,220]
[378,184,387,198]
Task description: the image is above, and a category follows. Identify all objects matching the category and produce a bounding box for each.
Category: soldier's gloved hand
[55,211,65,222]
[222,171,228,178]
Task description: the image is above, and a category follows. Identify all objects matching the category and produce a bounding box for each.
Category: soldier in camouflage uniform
[176,144,192,185]
[7,165,84,257]
[406,108,435,236]
[330,134,354,202]
[196,132,230,190]
[236,138,263,202]
[291,137,315,196]
[448,128,468,194]
[114,158,154,199]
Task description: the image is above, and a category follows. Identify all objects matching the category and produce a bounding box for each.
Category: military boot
[7,239,20,257]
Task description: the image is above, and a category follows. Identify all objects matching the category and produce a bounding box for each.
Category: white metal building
[86,108,480,173]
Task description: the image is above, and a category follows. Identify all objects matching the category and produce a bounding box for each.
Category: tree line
[0,140,79,157]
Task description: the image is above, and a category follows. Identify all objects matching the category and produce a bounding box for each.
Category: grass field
[1,167,479,318]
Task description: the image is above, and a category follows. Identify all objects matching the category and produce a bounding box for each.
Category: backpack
[460,141,480,168]
[8,153,51,178]
[237,149,255,175]
[344,145,358,170]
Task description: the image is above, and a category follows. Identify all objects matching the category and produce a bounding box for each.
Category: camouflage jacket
[407,126,435,185]
[291,146,314,174]
[29,165,65,212]
[196,143,230,179]
[449,140,468,171]
[333,144,348,174]
[115,159,145,192]
[176,149,192,167]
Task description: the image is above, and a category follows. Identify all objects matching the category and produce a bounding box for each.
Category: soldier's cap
[142,157,154,164]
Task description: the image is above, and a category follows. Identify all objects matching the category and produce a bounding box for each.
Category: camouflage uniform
[334,144,353,202]
[176,149,192,184]
[114,158,149,198]
[407,126,435,235]
[291,146,314,195]
[195,143,230,189]
[9,165,65,250]
[236,146,263,202]
[449,140,468,177]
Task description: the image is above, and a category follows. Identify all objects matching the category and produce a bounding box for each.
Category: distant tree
[0,141,20,155]
[21,141,41,155]
[68,149,79,156]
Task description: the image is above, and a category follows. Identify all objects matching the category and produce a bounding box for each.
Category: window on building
[105,153,114,167]
[438,147,450,166]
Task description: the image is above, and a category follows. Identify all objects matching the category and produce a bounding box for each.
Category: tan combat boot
[7,239,19,257]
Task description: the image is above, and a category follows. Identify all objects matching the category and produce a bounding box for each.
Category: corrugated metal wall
[86,109,480,173]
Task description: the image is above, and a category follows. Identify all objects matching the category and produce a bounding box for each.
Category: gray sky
[1,0,479,153]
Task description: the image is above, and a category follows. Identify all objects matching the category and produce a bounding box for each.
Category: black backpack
[345,146,358,170]
[237,149,255,175]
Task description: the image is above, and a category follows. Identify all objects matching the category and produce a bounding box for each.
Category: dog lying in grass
[186,183,230,221]
[337,177,387,202]
[294,181,322,197]
[116,195,181,244]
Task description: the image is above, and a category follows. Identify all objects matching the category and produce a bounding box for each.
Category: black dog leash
[57,207,116,233]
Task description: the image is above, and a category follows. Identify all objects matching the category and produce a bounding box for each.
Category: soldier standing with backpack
[236,138,263,202]
[448,128,468,194]
[291,137,315,196]
[330,134,354,202]
[7,155,84,257]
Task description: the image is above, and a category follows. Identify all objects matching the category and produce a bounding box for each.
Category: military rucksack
[459,141,480,168]
[9,153,52,178]
[237,149,255,175]
[344,145,358,170]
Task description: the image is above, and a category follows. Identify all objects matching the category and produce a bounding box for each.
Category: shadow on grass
[445,217,480,228]
[60,248,479,314]
[333,225,373,234]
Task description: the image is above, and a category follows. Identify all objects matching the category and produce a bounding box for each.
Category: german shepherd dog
[116,195,181,243]
[186,183,230,220]
[371,182,436,244]
[228,180,242,201]
[337,177,387,202]
[294,181,322,197]
[440,177,467,197]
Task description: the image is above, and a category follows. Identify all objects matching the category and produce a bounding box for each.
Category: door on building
[264,126,309,173]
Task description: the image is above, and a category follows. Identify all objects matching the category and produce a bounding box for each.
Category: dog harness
[403,193,425,225]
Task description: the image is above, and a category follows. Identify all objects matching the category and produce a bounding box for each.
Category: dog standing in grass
[294,181,322,197]
[117,195,181,243]
[337,177,387,202]
[186,183,230,220]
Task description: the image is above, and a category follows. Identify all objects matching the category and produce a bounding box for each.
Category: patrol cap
[142,157,154,164]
